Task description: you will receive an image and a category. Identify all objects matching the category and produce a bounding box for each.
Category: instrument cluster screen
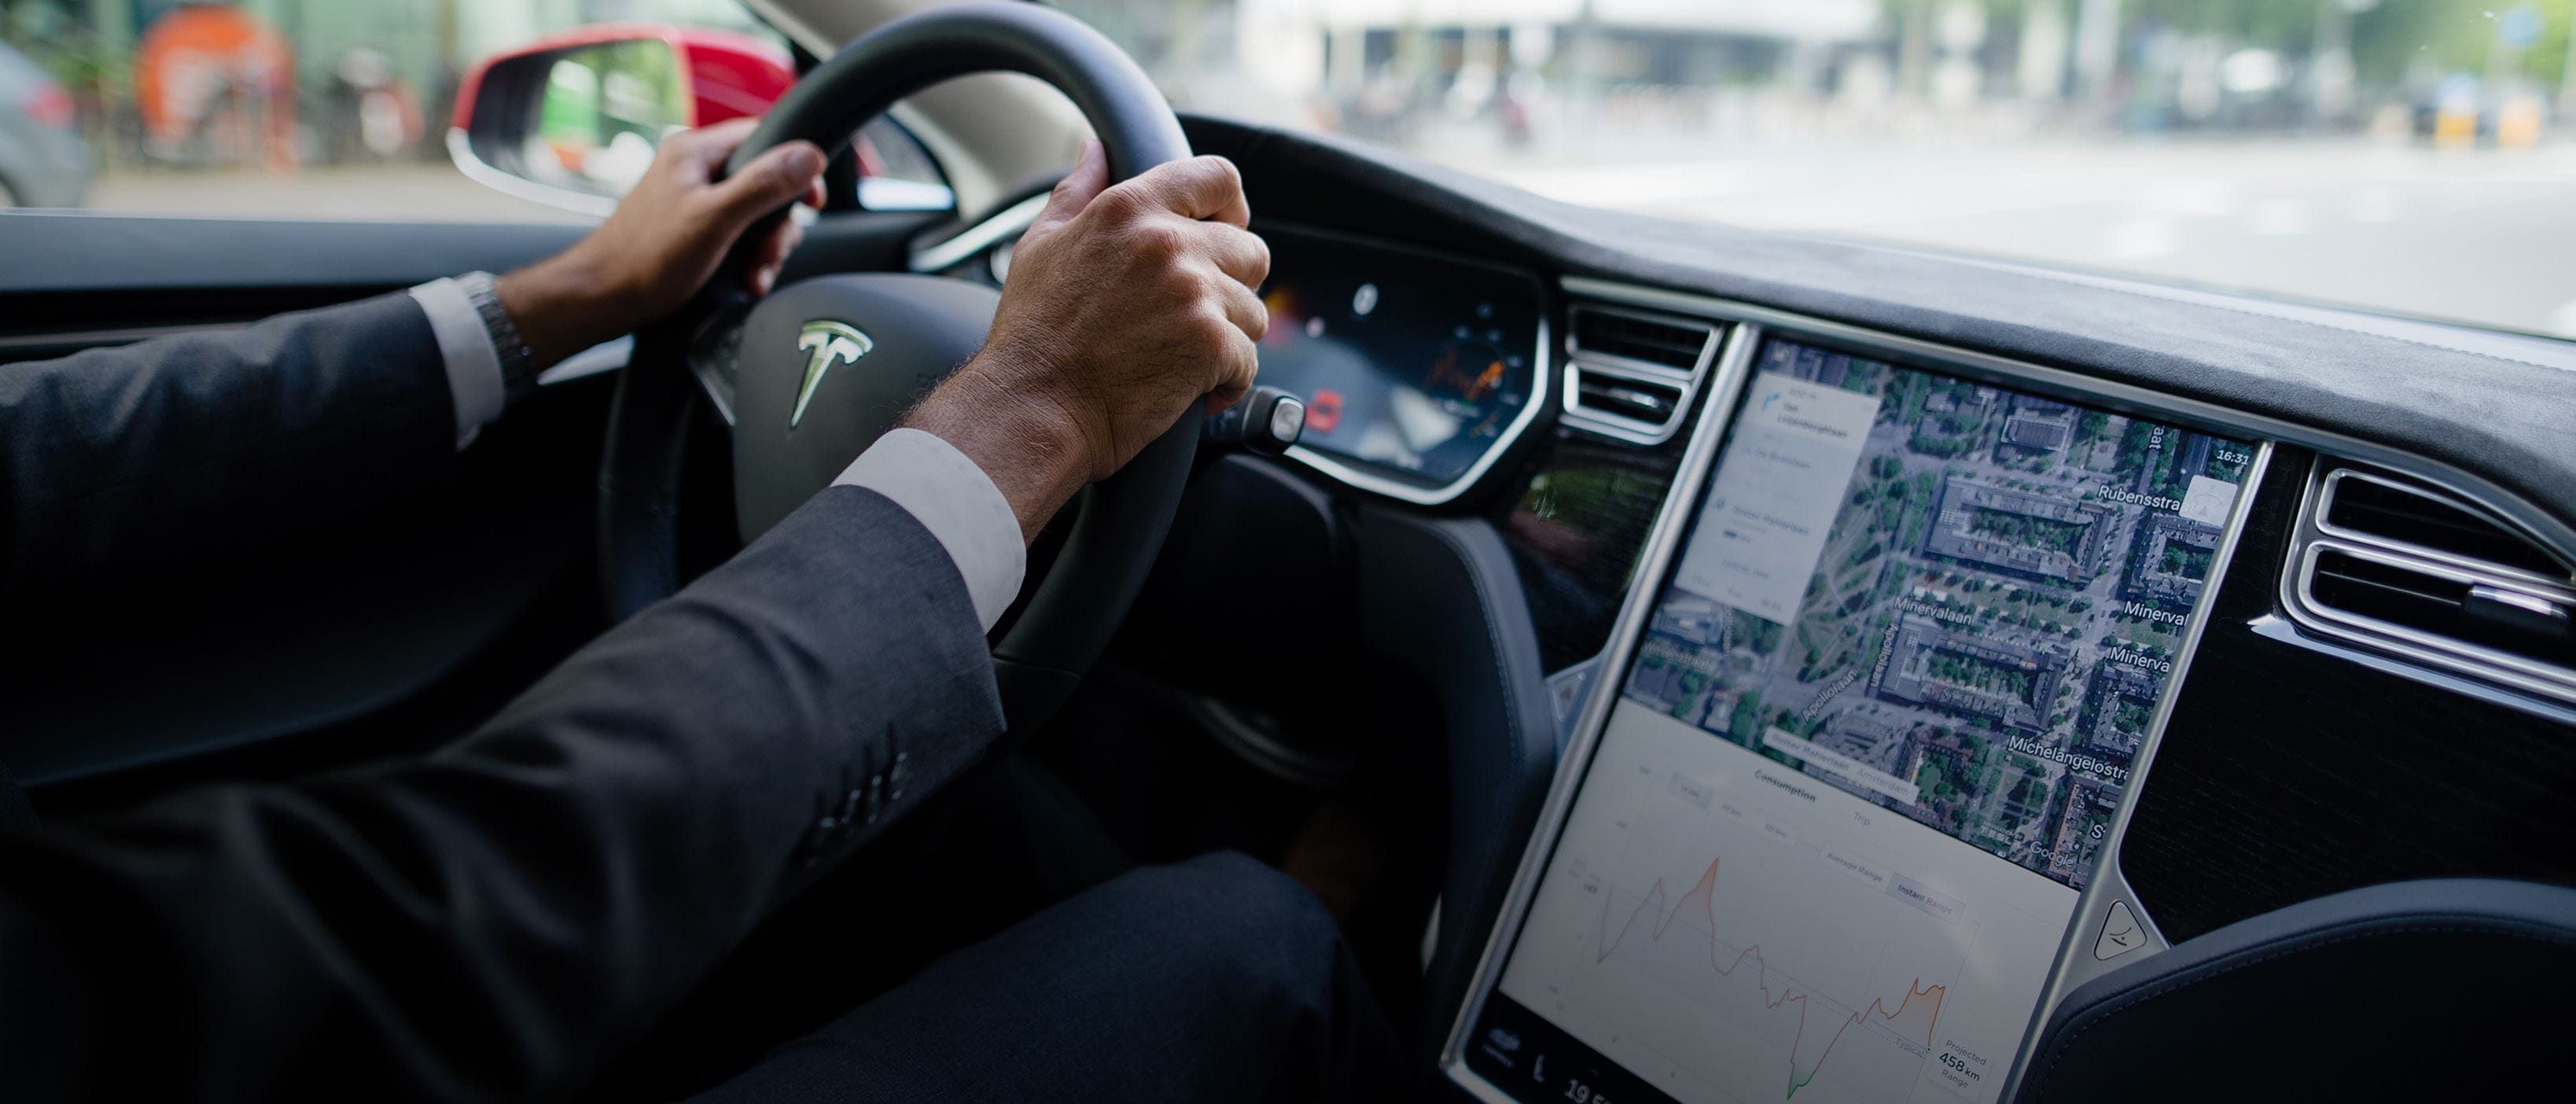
[1464,337,2259,1104]
[1252,226,1542,488]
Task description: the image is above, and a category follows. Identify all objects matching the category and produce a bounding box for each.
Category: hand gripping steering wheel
[598,2,1197,731]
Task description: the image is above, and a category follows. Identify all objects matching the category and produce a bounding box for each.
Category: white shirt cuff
[408,277,507,451]
[834,428,1025,631]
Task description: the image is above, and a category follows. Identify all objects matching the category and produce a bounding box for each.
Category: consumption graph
[1595,854,1952,1101]
[1496,703,2083,1104]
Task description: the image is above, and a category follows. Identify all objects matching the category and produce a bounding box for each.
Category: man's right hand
[903,142,1270,541]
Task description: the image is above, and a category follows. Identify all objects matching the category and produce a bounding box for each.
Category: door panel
[0,208,942,791]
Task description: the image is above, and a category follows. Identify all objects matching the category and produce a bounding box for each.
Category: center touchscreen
[1463,337,2256,1104]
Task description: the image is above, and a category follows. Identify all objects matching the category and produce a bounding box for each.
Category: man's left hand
[497,119,830,368]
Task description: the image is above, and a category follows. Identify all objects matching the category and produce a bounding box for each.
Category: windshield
[1057,1,2575,340]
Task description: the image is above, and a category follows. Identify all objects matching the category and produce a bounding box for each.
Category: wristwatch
[455,270,539,404]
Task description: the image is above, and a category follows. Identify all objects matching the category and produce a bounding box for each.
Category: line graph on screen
[1597,856,1949,1100]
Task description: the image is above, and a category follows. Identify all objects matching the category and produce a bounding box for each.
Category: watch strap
[456,270,539,404]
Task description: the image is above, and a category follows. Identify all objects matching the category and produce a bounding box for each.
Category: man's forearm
[898,359,1095,543]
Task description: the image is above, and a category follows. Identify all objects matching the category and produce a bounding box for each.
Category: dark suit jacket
[0,296,1006,1100]
[0,292,457,603]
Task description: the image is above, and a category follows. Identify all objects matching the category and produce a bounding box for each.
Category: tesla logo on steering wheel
[791,320,874,430]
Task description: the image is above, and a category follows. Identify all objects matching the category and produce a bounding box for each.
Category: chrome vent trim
[2286,463,2576,706]
[2314,468,2574,586]
[1561,303,1720,444]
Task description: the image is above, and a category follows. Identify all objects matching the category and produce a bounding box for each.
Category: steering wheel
[598,2,1196,732]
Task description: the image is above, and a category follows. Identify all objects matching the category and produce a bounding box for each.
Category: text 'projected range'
[1599,857,1948,1101]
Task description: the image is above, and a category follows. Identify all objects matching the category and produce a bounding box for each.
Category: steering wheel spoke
[683,304,751,429]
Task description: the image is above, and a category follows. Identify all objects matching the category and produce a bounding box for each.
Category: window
[0,0,802,222]
[1059,0,2576,340]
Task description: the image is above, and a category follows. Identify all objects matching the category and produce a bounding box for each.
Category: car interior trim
[2283,535,2576,708]
[1351,502,1564,1048]
[2018,877,2576,1102]
[0,212,582,295]
[2311,467,2575,585]
[2,319,632,384]
[0,322,243,359]
[2245,613,2576,728]
[1436,313,1761,1091]
[689,341,741,427]
[2280,459,2576,709]
[1556,301,1721,446]
[1989,443,2275,1104]
[906,190,1048,274]
[532,336,635,388]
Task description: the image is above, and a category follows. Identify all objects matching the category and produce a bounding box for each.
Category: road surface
[1466,138,2576,340]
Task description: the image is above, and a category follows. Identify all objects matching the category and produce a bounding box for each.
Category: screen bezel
[1249,219,1555,507]
[1441,293,2280,1104]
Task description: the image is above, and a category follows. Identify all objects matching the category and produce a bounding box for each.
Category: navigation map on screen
[1633,340,2254,888]
[1468,338,2256,1104]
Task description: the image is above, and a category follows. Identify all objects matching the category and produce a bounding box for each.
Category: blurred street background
[3,0,2572,337]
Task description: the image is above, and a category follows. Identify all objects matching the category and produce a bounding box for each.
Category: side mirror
[447,26,797,215]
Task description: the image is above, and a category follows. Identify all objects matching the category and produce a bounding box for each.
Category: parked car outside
[0,39,86,208]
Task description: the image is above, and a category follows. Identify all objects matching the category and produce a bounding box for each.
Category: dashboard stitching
[2023,921,2576,1094]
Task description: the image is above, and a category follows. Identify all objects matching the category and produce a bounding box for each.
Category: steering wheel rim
[599,2,1198,731]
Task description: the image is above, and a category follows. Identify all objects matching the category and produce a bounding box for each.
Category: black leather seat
[2015,878,2576,1102]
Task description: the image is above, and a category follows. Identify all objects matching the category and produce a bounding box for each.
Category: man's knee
[1176,849,1338,938]
[1098,850,1347,990]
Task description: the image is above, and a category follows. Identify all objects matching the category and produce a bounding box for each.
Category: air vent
[2309,548,2467,626]
[2287,463,2576,705]
[1573,371,1686,425]
[2304,546,2575,670]
[2320,470,2570,577]
[1570,305,1713,371]
[1562,304,1720,444]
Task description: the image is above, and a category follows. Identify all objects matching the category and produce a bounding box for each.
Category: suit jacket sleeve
[0,486,1006,1102]
[0,293,455,602]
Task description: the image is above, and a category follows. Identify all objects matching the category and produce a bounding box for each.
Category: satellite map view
[1624,338,2257,891]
